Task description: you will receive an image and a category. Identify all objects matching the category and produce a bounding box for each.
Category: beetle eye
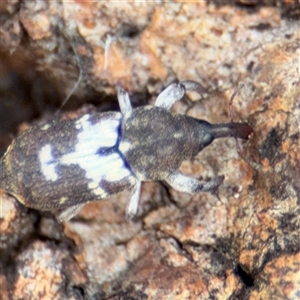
[202,134,214,147]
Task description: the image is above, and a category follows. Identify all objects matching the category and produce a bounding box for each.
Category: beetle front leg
[155,81,207,110]
[165,171,224,194]
[155,83,186,109]
[181,80,207,95]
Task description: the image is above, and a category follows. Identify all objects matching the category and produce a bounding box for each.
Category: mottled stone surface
[13,240,87,300]
[0,193,36,251]
[0,1,299,299]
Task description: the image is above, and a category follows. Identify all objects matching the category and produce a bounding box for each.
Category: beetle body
[0,81,253,221]
[1,112,134,212]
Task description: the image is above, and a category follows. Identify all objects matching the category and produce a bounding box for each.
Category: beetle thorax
[119,106,193,181]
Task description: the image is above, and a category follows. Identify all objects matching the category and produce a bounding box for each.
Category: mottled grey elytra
[0,81,253,222]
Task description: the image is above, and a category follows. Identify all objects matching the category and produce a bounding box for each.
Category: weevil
[0,81,253,222]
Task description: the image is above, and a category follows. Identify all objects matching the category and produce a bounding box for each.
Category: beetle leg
[126,180,142,219]
[155,83,185,109]
[117,85,133,116]
[165,171,224,194]
[155,81,207,110]
[57,203,86,222]
[180,80,207,95]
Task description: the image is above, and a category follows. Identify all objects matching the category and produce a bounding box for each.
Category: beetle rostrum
[0,81,253,221]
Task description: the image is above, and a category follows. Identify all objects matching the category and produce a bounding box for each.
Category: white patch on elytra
[60,114,132,194]
[73,114,119,148]
[119,140,132,154]
[59,197,68,204]
[39,144,58,181]
[88,181,99,189]
[75,114,90,130]
[93,187,106,196]
[41,124,51,131]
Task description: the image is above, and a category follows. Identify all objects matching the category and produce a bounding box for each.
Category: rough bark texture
[0,1,299,300]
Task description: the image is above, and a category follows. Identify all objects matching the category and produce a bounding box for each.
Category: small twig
[57,1,83,114]
[56,29,83,115]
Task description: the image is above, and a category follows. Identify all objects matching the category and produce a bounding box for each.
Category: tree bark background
[0,1,299,299]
